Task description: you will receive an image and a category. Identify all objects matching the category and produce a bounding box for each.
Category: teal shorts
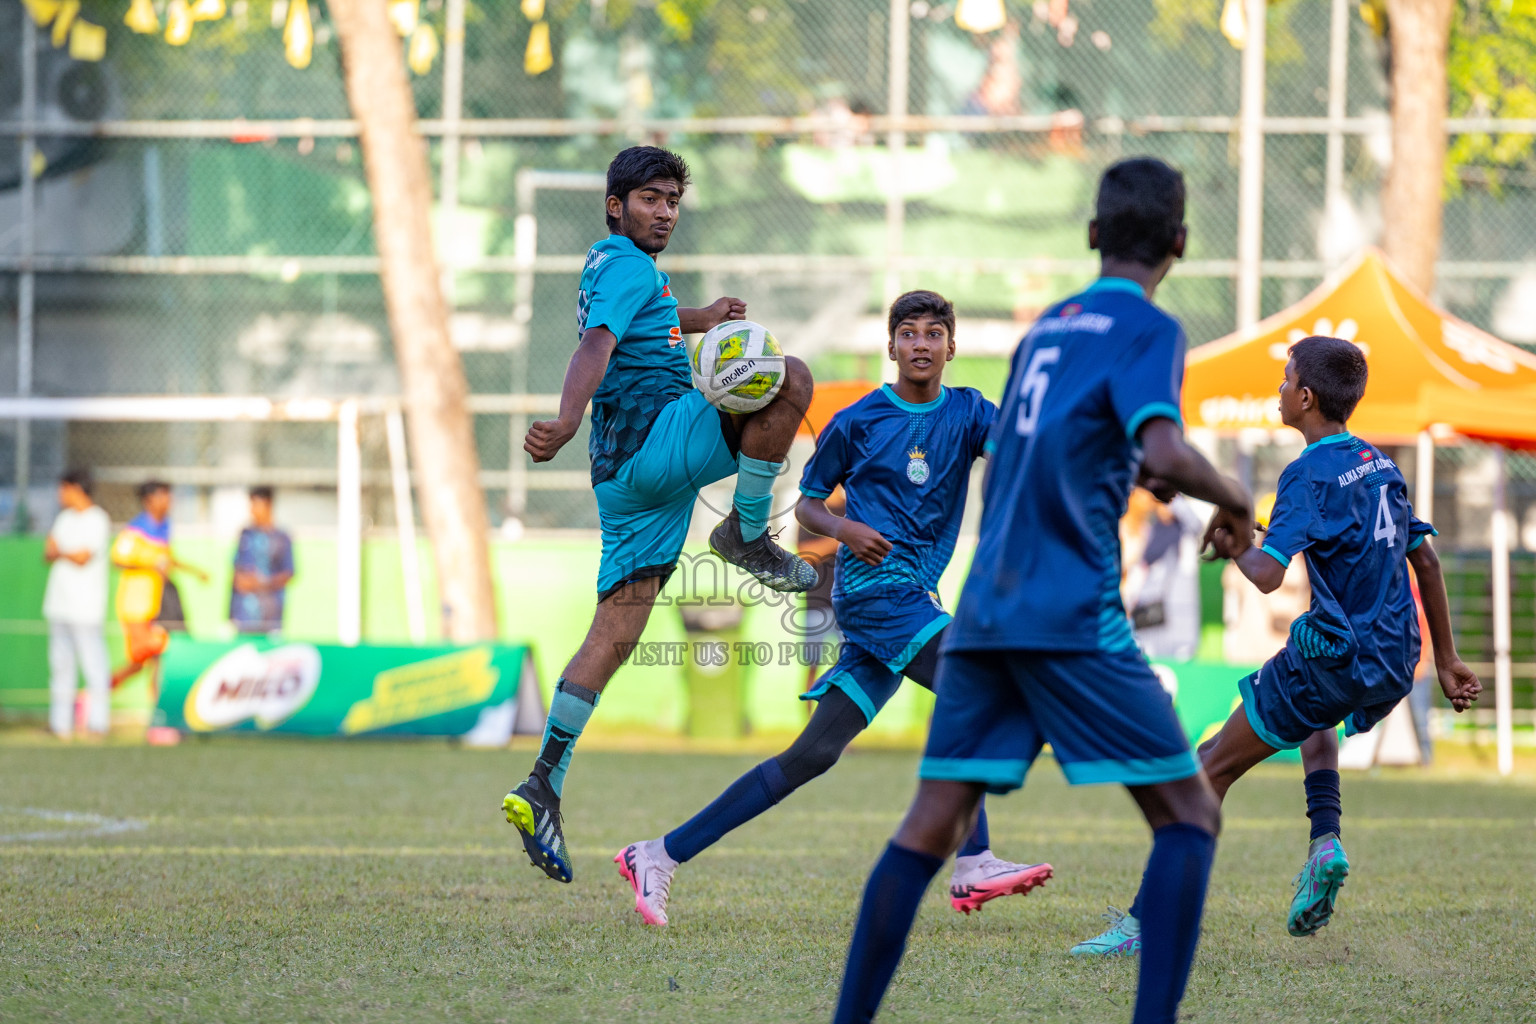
[593,389,739,600]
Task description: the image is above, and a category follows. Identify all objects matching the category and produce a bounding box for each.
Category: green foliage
[1446,0,1536,193]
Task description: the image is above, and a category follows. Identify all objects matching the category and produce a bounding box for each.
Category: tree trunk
[328,0,497,642]
[1381,0,1456,296]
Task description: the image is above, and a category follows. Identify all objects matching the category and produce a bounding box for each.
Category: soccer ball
[691,319,786,414]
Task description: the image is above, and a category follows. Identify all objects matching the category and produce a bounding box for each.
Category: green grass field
[2,738,1532,1023]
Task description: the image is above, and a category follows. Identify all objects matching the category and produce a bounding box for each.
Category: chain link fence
[2,0,1535,541]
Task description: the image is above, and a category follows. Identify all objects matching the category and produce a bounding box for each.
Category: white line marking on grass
[0,807,148,843]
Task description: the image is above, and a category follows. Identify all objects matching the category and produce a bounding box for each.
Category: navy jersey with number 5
[800,384,995,661]
[946,276,1186,654]
[1256,433,1435,719]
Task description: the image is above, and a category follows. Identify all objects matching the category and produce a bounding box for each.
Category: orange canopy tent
[1182,248,1536,777]
[1182,249,1536,441]
[796,380,878,440]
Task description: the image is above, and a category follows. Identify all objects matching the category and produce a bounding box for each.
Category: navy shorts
[919,647,1199,793]
[1239,649,1411,750]
[800,588,951,725]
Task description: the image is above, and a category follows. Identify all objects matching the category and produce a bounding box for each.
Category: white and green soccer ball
[691,319,786,414]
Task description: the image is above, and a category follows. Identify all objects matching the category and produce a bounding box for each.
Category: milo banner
[156,640,545,745]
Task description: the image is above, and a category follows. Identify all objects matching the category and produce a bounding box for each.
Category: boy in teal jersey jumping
[502,146,820,885]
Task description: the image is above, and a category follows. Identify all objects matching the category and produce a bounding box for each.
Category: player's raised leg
[709,355,819,592]
[505,575,665,883]
[617,685,869,926]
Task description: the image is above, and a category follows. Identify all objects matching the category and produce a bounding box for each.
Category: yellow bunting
[21,0,62,26]
[520,0,544,20]
[388,0,418,36]
[1220,0,1247,48]
[953,0,1005,34]
[190,0,226,21]
[50,0,79,46]
[284,0,313,69]
[68,19,107,60]
[407,23,439,75]
[524,19,551,75]
[124,0,158,33]
[164,0,193,43]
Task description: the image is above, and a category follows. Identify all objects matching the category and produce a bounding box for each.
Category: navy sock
[956,798,991,859]
[1128,863,1149,920]
[1305,769,1342,841]
[1133,823,1217,1024]
[833,842,943,1024]
[663,759,792,863]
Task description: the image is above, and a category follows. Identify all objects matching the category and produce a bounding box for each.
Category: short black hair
[1094,157,1186,266]
[59,468,92,496]
[137,479,170,501]
[249,485,274,503]
[1289,335,1369,423]
[605,146,691,232]
[887,290,955,340]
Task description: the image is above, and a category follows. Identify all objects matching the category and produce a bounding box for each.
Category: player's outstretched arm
[1138,418,1254,549]
[1408,539,1483,712]
[525,326,617,463]
[1223,544,1287,595]
[795,496,890,566]
[677,296,746,334]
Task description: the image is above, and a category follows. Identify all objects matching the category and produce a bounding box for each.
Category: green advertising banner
[156,640,545,743]
[1159,659,1301,763]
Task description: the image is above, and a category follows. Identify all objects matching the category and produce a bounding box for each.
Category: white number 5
[1374,484,1395,546]
[1015,346,1061,437]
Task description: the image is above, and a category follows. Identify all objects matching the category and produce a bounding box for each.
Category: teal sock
[534,678,599,798]
[733,455,781,541]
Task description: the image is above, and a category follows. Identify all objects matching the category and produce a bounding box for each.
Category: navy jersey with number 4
[1259,433,1435,704]
[578,233,689,486]
[946,276,1186,653]
[800,384,995,651]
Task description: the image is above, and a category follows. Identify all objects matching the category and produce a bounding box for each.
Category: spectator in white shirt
[42,469,112,738]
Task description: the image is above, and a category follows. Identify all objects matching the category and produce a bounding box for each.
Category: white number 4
[1014,346,1061,437]
[1374,484,1395,546]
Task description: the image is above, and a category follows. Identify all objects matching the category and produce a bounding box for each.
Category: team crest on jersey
[661,284,672,298]
[906,447,930,485]
[1061,303,1082,317]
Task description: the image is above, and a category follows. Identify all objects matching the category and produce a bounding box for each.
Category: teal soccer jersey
[578,234,689,485]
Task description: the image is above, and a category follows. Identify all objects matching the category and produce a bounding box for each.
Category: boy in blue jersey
[1074,335,1481,954]
[502,147,820,885]
[615,291,1050,926]
[832,158,1256,1024]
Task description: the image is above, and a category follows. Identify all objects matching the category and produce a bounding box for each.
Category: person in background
[42,469,112,739]
[110,481,207,691]
[230,486,296,636]
[1222,492,1310,665]
[1123,488,1204,661]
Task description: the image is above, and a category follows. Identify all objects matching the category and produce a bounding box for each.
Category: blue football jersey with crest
[1259,433,1435,701]
[946,276,1186,653]
[578,234,689,485]
[800,384,995,634]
